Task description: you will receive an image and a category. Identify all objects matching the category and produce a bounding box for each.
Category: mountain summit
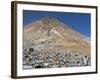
[23,16,90,56]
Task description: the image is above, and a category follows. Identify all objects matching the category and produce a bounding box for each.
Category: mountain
[23,16,90,56]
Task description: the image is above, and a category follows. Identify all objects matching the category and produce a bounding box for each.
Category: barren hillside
[23,16,90,56]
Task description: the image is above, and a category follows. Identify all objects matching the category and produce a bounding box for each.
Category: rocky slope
[23,16,90,56]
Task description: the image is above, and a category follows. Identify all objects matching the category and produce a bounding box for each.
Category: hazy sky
[23,10,91,37]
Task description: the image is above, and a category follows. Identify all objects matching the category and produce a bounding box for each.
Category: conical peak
[41,16,58,24]
[42,16,56,20]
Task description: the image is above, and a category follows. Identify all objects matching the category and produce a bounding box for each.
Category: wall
[0,0,100,80]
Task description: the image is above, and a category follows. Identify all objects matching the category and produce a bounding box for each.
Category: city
[23,46,91,69]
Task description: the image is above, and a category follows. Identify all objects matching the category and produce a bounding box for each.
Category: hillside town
[23,46,91,69]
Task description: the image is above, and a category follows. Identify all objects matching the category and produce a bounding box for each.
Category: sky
[23,10,91,37]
